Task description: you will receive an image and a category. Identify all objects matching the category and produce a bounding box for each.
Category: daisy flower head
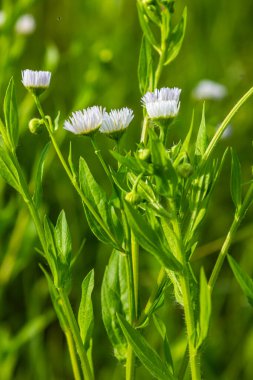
[15,14,36,35]
[21,70,51,94]
[142,87,181,120]
[100,107,134,140]
[64,106,105,136]
[192,80,227,100]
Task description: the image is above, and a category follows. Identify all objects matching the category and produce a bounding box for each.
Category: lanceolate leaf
[195,103,208,160]
[138,36,154,95]
[117,315,176,380]
[55,210,72,264]
[79,157,121,247]
[78,270,94,347]
[101,251,128,362]
[164,7,187,66]
[4,77,19,149]
[197,268,211,348]
[33,142,50,207]
[124,203,182,271]
[137,1,158,49]
[0,145,20,192]
[230,149,242,210]
[228,255,253,306]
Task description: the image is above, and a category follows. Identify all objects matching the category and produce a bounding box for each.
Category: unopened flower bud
[176,162,193,178]
[138,148,151,161]
[29,118,44,134]
[125,191,142,205]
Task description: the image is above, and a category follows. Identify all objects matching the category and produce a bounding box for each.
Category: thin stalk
[90,137,113,184]
[131,230,139,320]
[65,330,83,380]
[33,96,118,248]
[125,251,136,380]
[209,182,253,293]
[137,267,166,326]
[168,202,201,380]
[59,289,94,380]
[202,87,253,163]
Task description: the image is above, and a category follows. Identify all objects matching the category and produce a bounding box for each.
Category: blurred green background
[0,0,253,379]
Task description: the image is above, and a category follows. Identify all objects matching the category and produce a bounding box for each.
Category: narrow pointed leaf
[197,268,211,348]
[101,251,128,361]
[33,142,50,207]
[164,7,187,65]
[55,210,72,264]
[195,103,208,159]
[0,145,20,192]
[4,78,19,149]
[78,270,94,347]
[230,149,242,209]
[124,203,182,271]
[228,255,253,306]
[117,315,176,380]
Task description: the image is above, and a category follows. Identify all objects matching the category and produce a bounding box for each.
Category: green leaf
[164,7,187,65]
[138,36,154,95]
[137,1,159,49]
[79,157,120,247]
[33,142,50,207]
[117,315,176,380]
[228,255,253,306]
[153,315,174,373]
[4,78,19,150]
[230,149,242,210]
[40,265,68,332]
[0,145,20,192]
[124,203,182,271]
[78,270,94,347]
[195,103,208,159]
[55,210,72,265]
[101,250,128,362]
[197,268,211,348]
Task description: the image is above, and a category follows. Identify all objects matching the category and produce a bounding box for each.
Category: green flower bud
[125,191,142,205]
[28,118,44,134]
[138,148,151,161]
[177,162,194,178]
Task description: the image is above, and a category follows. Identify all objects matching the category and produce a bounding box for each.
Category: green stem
[59,289,94,380]
[209,182,253,293]
[131,230,139,320]
[90,137,112,181]
[167,203,201,380]
[137,267,166,326]
[33,96,118,248]
[65,330,83,380]
[202,87,253,163]
[125,251,136,380]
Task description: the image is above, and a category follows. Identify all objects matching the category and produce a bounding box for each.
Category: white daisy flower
[21,70,51,93]
[64,106,105,136]
[100,107,134,139]
[15,14,36,35]
[192,80,227,100]
[142,87,181,119]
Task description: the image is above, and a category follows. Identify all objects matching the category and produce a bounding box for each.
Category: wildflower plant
[0,1,253,380]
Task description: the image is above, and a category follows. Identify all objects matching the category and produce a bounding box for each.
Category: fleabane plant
[0,2,253,380]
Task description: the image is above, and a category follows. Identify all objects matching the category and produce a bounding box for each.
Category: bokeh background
[0,0,253,379]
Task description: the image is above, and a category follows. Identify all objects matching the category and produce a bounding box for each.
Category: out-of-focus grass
[0,0,253,379]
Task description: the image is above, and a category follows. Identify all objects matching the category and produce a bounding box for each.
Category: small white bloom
[15,14,36,35]
[21,70,51,91]
[142,87,181,119]
[64,106,105,135]
[0,11,6,28]
[192,80,227,100]
[100,108,134,138]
